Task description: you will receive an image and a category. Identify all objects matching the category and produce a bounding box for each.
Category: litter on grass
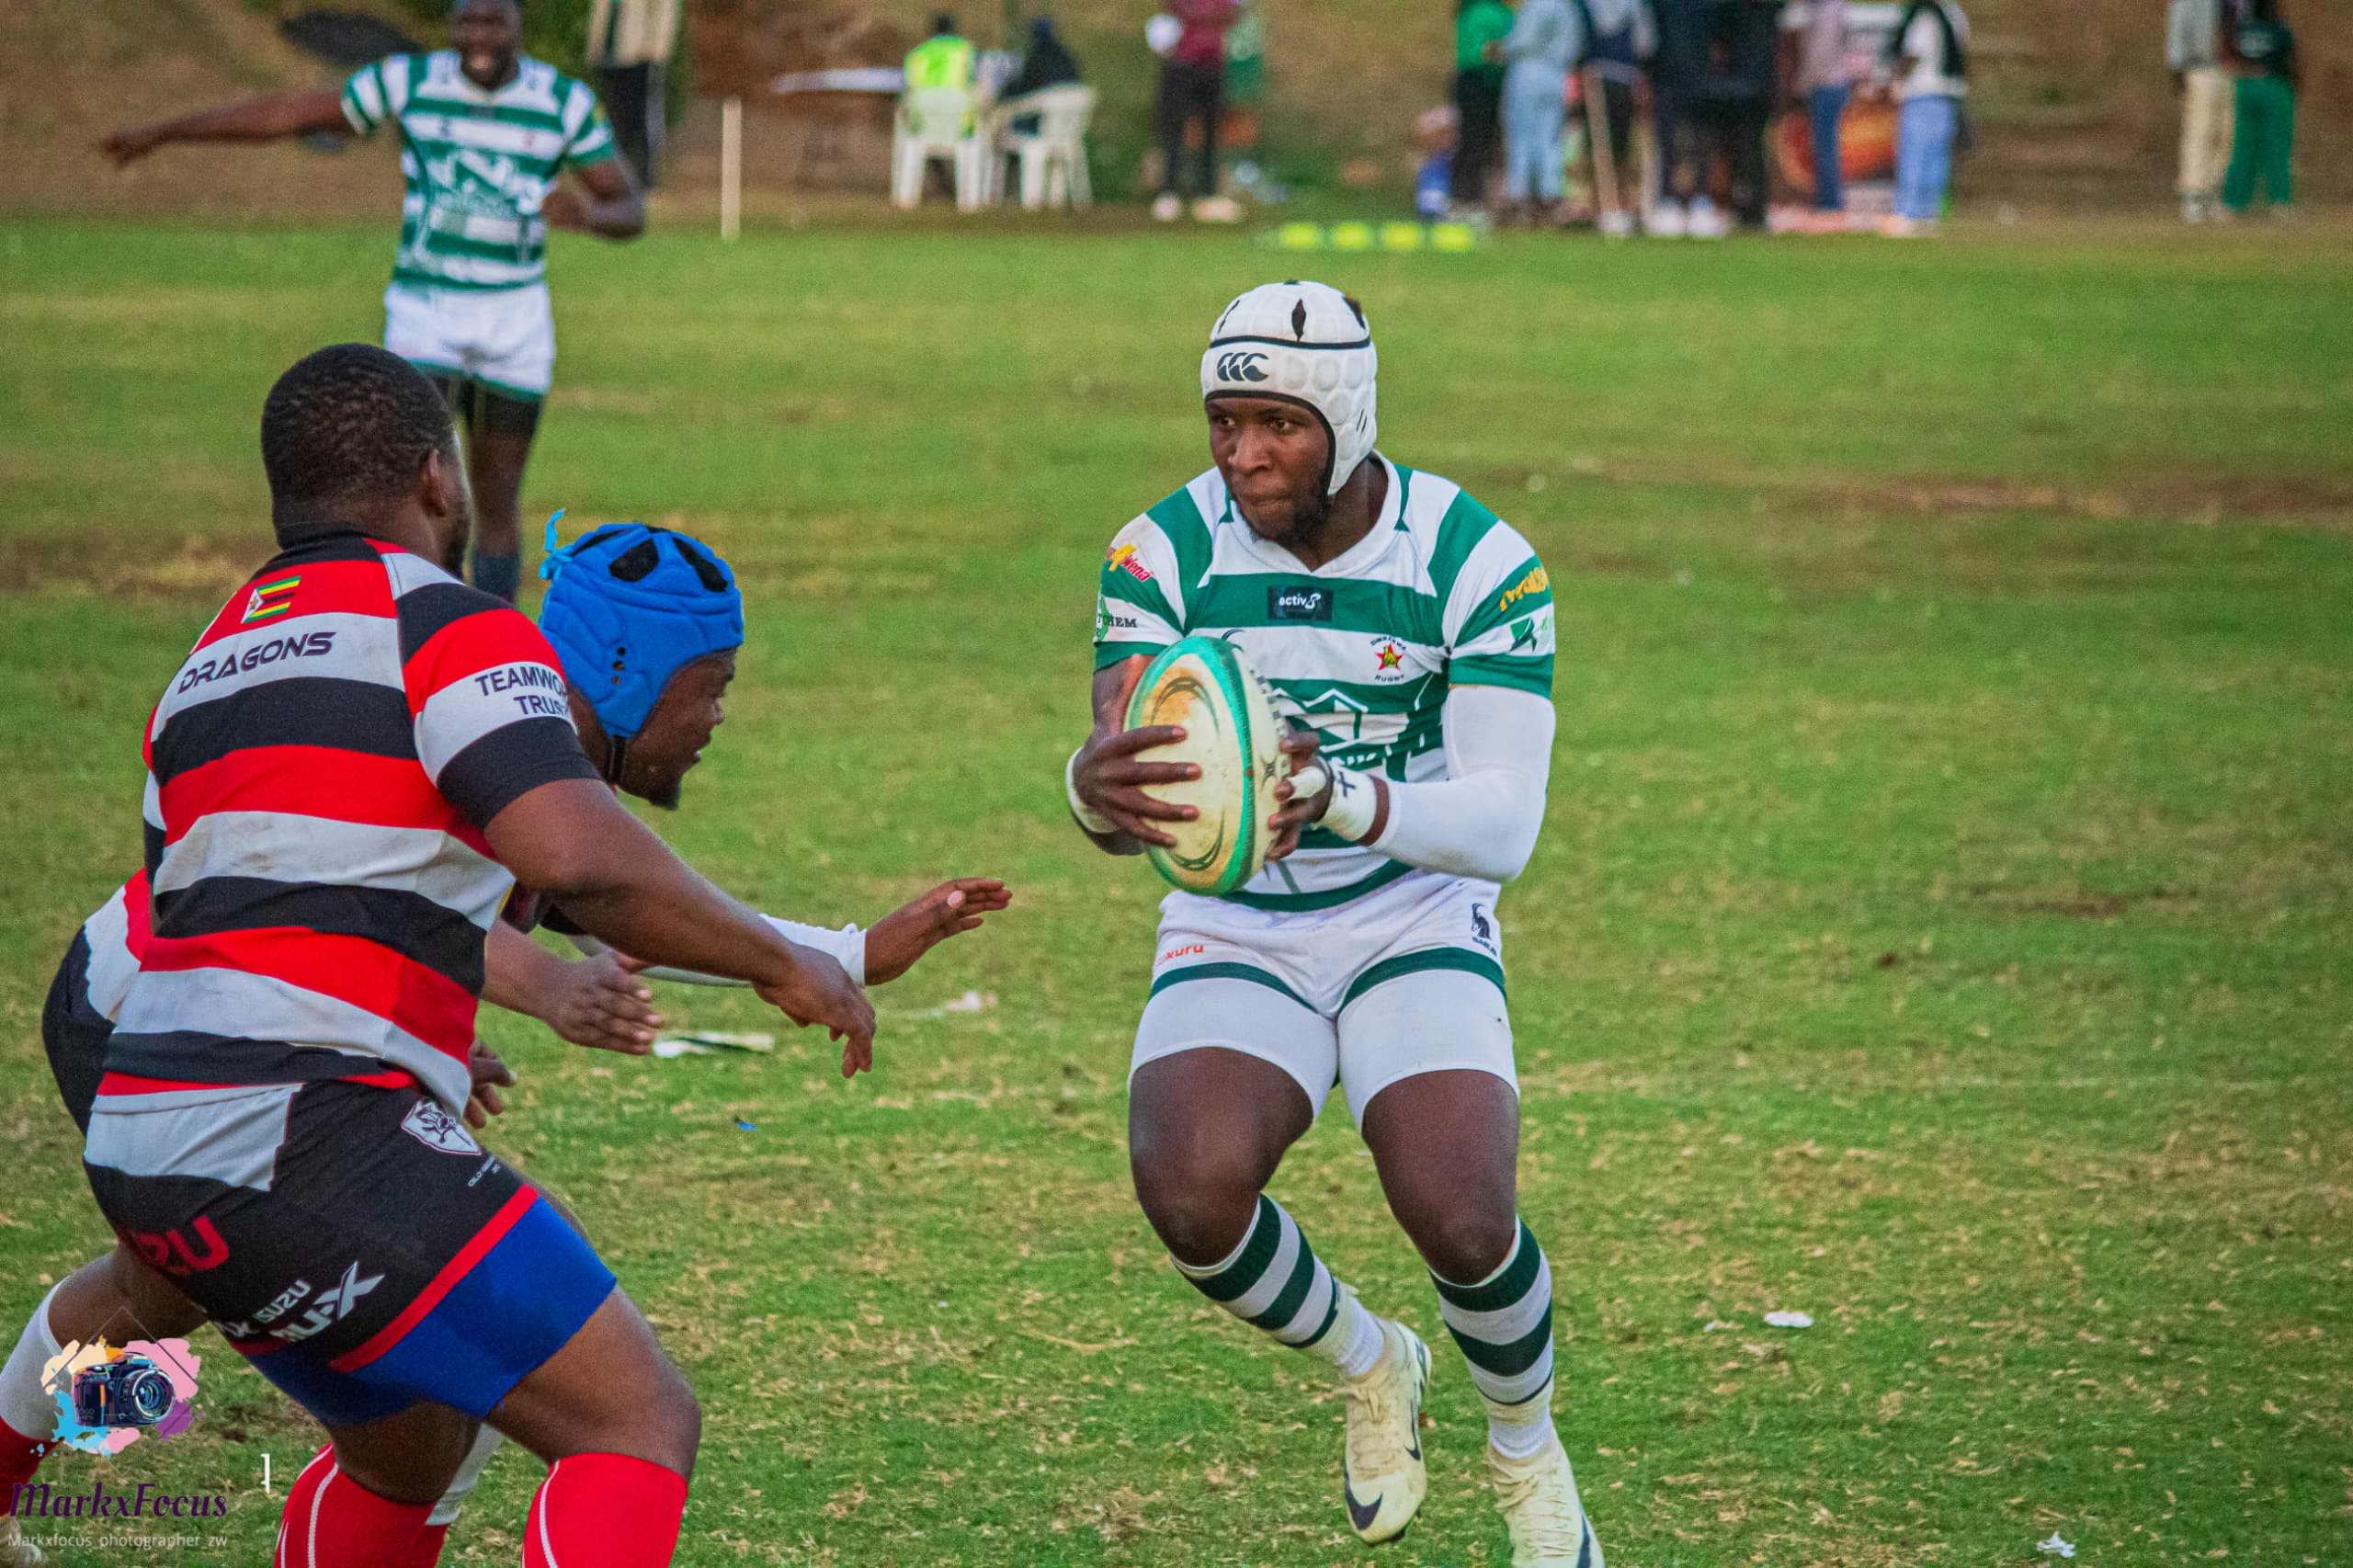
[1763,1311,1814,1329]
[651,1031,777,1059]
[2036,1534,2075,1560]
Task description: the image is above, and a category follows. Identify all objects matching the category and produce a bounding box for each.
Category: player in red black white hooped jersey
[80,344,876,1568]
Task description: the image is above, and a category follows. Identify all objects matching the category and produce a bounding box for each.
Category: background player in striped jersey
[100,0,643,603]
[1067,282,1599,1567]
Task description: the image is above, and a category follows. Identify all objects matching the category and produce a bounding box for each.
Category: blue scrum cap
[538,514,745,741]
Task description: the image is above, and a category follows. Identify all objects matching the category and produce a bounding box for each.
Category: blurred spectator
[1798,0,1852,224]
[1887,0,1968,236]
[1582,0,1655,237]
[2222,0,2298,218]
[1154,0,1243,222]
[2167,0,2234,222]
[1452,0,1515,212]
[587,0,679,187]
[1002,15,1083,137]
[1415,105,1460,217]
[1501,0,1584,222]
[1700,0,1779,233]
[1005,17,1082,98]
[904,13,977,91]
[1648,0,1708,234]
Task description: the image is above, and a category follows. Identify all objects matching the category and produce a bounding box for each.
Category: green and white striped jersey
[1096,455,1556,911]
[341,51,619,292]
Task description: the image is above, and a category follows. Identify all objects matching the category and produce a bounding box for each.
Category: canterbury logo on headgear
[1213,350,1270,383]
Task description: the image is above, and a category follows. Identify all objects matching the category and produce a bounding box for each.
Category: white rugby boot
[1488,1435,1603,1568]
[0,1513,44,1567]
[1340,1311,1429,1542]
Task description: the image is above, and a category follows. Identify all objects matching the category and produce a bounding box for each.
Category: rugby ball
[1124,636,1289,896]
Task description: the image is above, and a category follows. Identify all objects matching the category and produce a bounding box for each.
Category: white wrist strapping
[1290,759,1381,843]
[1066,746,1117,835]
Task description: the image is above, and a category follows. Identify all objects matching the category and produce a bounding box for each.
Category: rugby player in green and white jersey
[1069,282,1599,1567]
[101,0,642,603]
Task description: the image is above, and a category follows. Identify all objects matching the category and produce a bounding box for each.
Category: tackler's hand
[865,879,1013,985]
[543,949,661,1056]
[755,942,878,1078]
[465,1042,518,1129]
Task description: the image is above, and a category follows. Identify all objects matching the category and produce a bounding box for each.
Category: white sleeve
[763,916,868,986]
[572,916,868,987]
[1363,686,1553,883]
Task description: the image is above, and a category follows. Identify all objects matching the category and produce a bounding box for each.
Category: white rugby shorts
[383,281,555,402]
[1131,868,1517,1126]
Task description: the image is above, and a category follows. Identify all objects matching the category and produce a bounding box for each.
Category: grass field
[2,215,2350,1566]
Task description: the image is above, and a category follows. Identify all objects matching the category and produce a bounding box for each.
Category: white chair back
[892,87,985,210]
[900,87,975,146]
[1001,85,1096,210]
[1027,84,1095,142]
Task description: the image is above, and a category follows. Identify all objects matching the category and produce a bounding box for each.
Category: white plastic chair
[892,87,986,211]
[996,85,1095,210]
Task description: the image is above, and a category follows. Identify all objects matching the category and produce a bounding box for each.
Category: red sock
[0,1415,48,1493]
[274,1444,433,1568]
[399,1521,450,1567]
[524,1453,688,1568]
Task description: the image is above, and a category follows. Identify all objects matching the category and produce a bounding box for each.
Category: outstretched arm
[100,89,349,166]
[584,879,1013,989]
[486,778,877,1074]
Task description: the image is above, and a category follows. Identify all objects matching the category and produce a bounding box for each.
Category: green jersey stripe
[1098,570,1178,627]
[1424,486,1504,609]
[1454,554,1553,648]
[1187,574,1443,642]
[1449,653,1554,697]
[1144,487,1215,601]
[401,97,575,131]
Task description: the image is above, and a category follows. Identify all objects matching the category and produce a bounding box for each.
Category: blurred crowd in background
[866,0,2305,234]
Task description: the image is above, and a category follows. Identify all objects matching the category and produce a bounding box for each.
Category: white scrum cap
[1200,280,1378,495]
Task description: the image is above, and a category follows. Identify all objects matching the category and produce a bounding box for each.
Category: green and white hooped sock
[1173,1195,1386,1380]
[1432,1219,1557,1459]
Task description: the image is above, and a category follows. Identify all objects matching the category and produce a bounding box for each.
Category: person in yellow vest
[905,14,977,92]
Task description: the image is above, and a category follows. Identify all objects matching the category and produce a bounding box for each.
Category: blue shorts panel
[248,1193,615,1426]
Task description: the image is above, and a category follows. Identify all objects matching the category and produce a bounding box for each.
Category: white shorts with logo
[1131,868,1517,1127]
[383,281,555,402]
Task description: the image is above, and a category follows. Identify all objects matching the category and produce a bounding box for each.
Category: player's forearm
[1366,767,1545,882]
[1315,687,1555,884]
[483,918,572,1020]
[487,780,803,987]
[581,192,646,239]
[624,915,867,988]
[131,91,349,150]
